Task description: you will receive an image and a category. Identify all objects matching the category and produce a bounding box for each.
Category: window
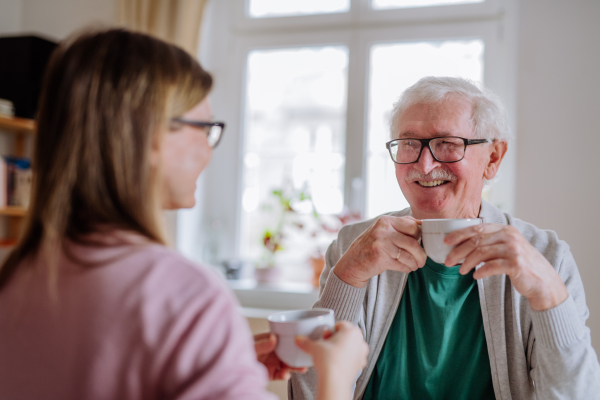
[240,46,348,272]
[187,0,515,281]
[248,0,350,18]
[372,0,483,9]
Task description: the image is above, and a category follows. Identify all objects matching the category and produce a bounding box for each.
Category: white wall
[21,0,116,40]
[516,0,600,348]
[0,0,116,40]
[0,0,23,35]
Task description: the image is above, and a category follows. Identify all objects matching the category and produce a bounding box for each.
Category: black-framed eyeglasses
[386,136,492,164]
[170,118,226,148]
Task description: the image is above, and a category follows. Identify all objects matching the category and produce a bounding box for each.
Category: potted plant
[255,186,362,285]
[254,188,308,282]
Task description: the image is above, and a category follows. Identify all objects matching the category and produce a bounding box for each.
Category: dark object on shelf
[222,259,244,280]
[0,35,58,119]
[5,157,31,208]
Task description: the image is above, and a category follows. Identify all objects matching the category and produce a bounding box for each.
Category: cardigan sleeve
[528,247,600,400]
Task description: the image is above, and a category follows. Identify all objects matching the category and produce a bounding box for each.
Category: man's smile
[404,166,457,190]
[417,180,450,187]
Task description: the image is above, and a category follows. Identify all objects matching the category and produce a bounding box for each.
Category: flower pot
[310,256,325,288]
[254,265,281,283]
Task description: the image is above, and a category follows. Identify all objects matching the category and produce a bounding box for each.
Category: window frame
[235,30,354,259]
[231,0,502,32]
[359,20,508,218]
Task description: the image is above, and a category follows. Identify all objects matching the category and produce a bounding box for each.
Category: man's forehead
[396,98,474,138]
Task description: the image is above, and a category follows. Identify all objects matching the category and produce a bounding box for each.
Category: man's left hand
[444,223,568,311]
[254,332,308,380]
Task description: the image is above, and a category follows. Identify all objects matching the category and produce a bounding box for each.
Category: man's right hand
[333,216,427,288]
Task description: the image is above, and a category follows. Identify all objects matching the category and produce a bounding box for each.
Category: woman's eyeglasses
[170,118,226,148]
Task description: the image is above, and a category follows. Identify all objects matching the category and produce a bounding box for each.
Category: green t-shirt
[363,257,495,400]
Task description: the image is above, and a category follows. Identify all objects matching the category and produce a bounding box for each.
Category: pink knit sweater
[0,231,275,400]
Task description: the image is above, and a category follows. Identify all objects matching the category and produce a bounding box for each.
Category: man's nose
[415,145,441,173]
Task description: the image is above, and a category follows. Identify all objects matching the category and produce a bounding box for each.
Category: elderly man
[290,77,600,399]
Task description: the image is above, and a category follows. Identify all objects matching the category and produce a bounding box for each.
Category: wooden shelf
[0,207,27,217]
[0,115,36,134]
[0,115,34,241]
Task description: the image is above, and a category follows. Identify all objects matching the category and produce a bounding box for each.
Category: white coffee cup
[421,218,483,264]
[268,308,335,368]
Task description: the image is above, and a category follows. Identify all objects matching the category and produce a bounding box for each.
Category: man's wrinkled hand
[334,216,427,288]
[444,223,568,311]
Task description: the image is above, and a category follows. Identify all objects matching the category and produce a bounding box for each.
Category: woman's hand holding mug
[295,321,369,400]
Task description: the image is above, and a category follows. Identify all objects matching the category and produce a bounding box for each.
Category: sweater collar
[479,199,508,225]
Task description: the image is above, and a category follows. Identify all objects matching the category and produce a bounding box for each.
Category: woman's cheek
[198,144,212,174]
[180,133,206,176]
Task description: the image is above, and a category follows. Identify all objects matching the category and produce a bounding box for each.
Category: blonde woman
[0,29,367,400]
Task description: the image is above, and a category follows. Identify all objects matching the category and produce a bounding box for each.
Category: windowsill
[229,279,319,318]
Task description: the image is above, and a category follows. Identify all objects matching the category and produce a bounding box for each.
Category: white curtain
[117,0,209,55]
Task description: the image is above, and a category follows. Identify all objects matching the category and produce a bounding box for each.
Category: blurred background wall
[516,0,600,345]
[0,0,599,348]
[0,0,115,38]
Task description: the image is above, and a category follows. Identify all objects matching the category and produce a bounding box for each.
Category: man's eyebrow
[398,131,415,138]
[398,130,456,138]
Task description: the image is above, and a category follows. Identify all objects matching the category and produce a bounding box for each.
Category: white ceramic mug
[421,218,483,264]
[267,308,335,368]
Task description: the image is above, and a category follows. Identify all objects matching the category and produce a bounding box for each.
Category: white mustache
[405,168,457,182]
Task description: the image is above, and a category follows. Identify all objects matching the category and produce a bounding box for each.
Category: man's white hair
[390,76,512,141]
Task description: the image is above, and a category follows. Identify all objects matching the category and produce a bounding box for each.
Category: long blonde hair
[0,29,213,289]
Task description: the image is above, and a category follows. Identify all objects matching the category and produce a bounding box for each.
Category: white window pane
[241,46,348,273]
[366,40,484,218]
[372,0,484,10]
[248,0,350,18]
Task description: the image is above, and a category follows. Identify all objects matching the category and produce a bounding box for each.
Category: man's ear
[483,139,508,180]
